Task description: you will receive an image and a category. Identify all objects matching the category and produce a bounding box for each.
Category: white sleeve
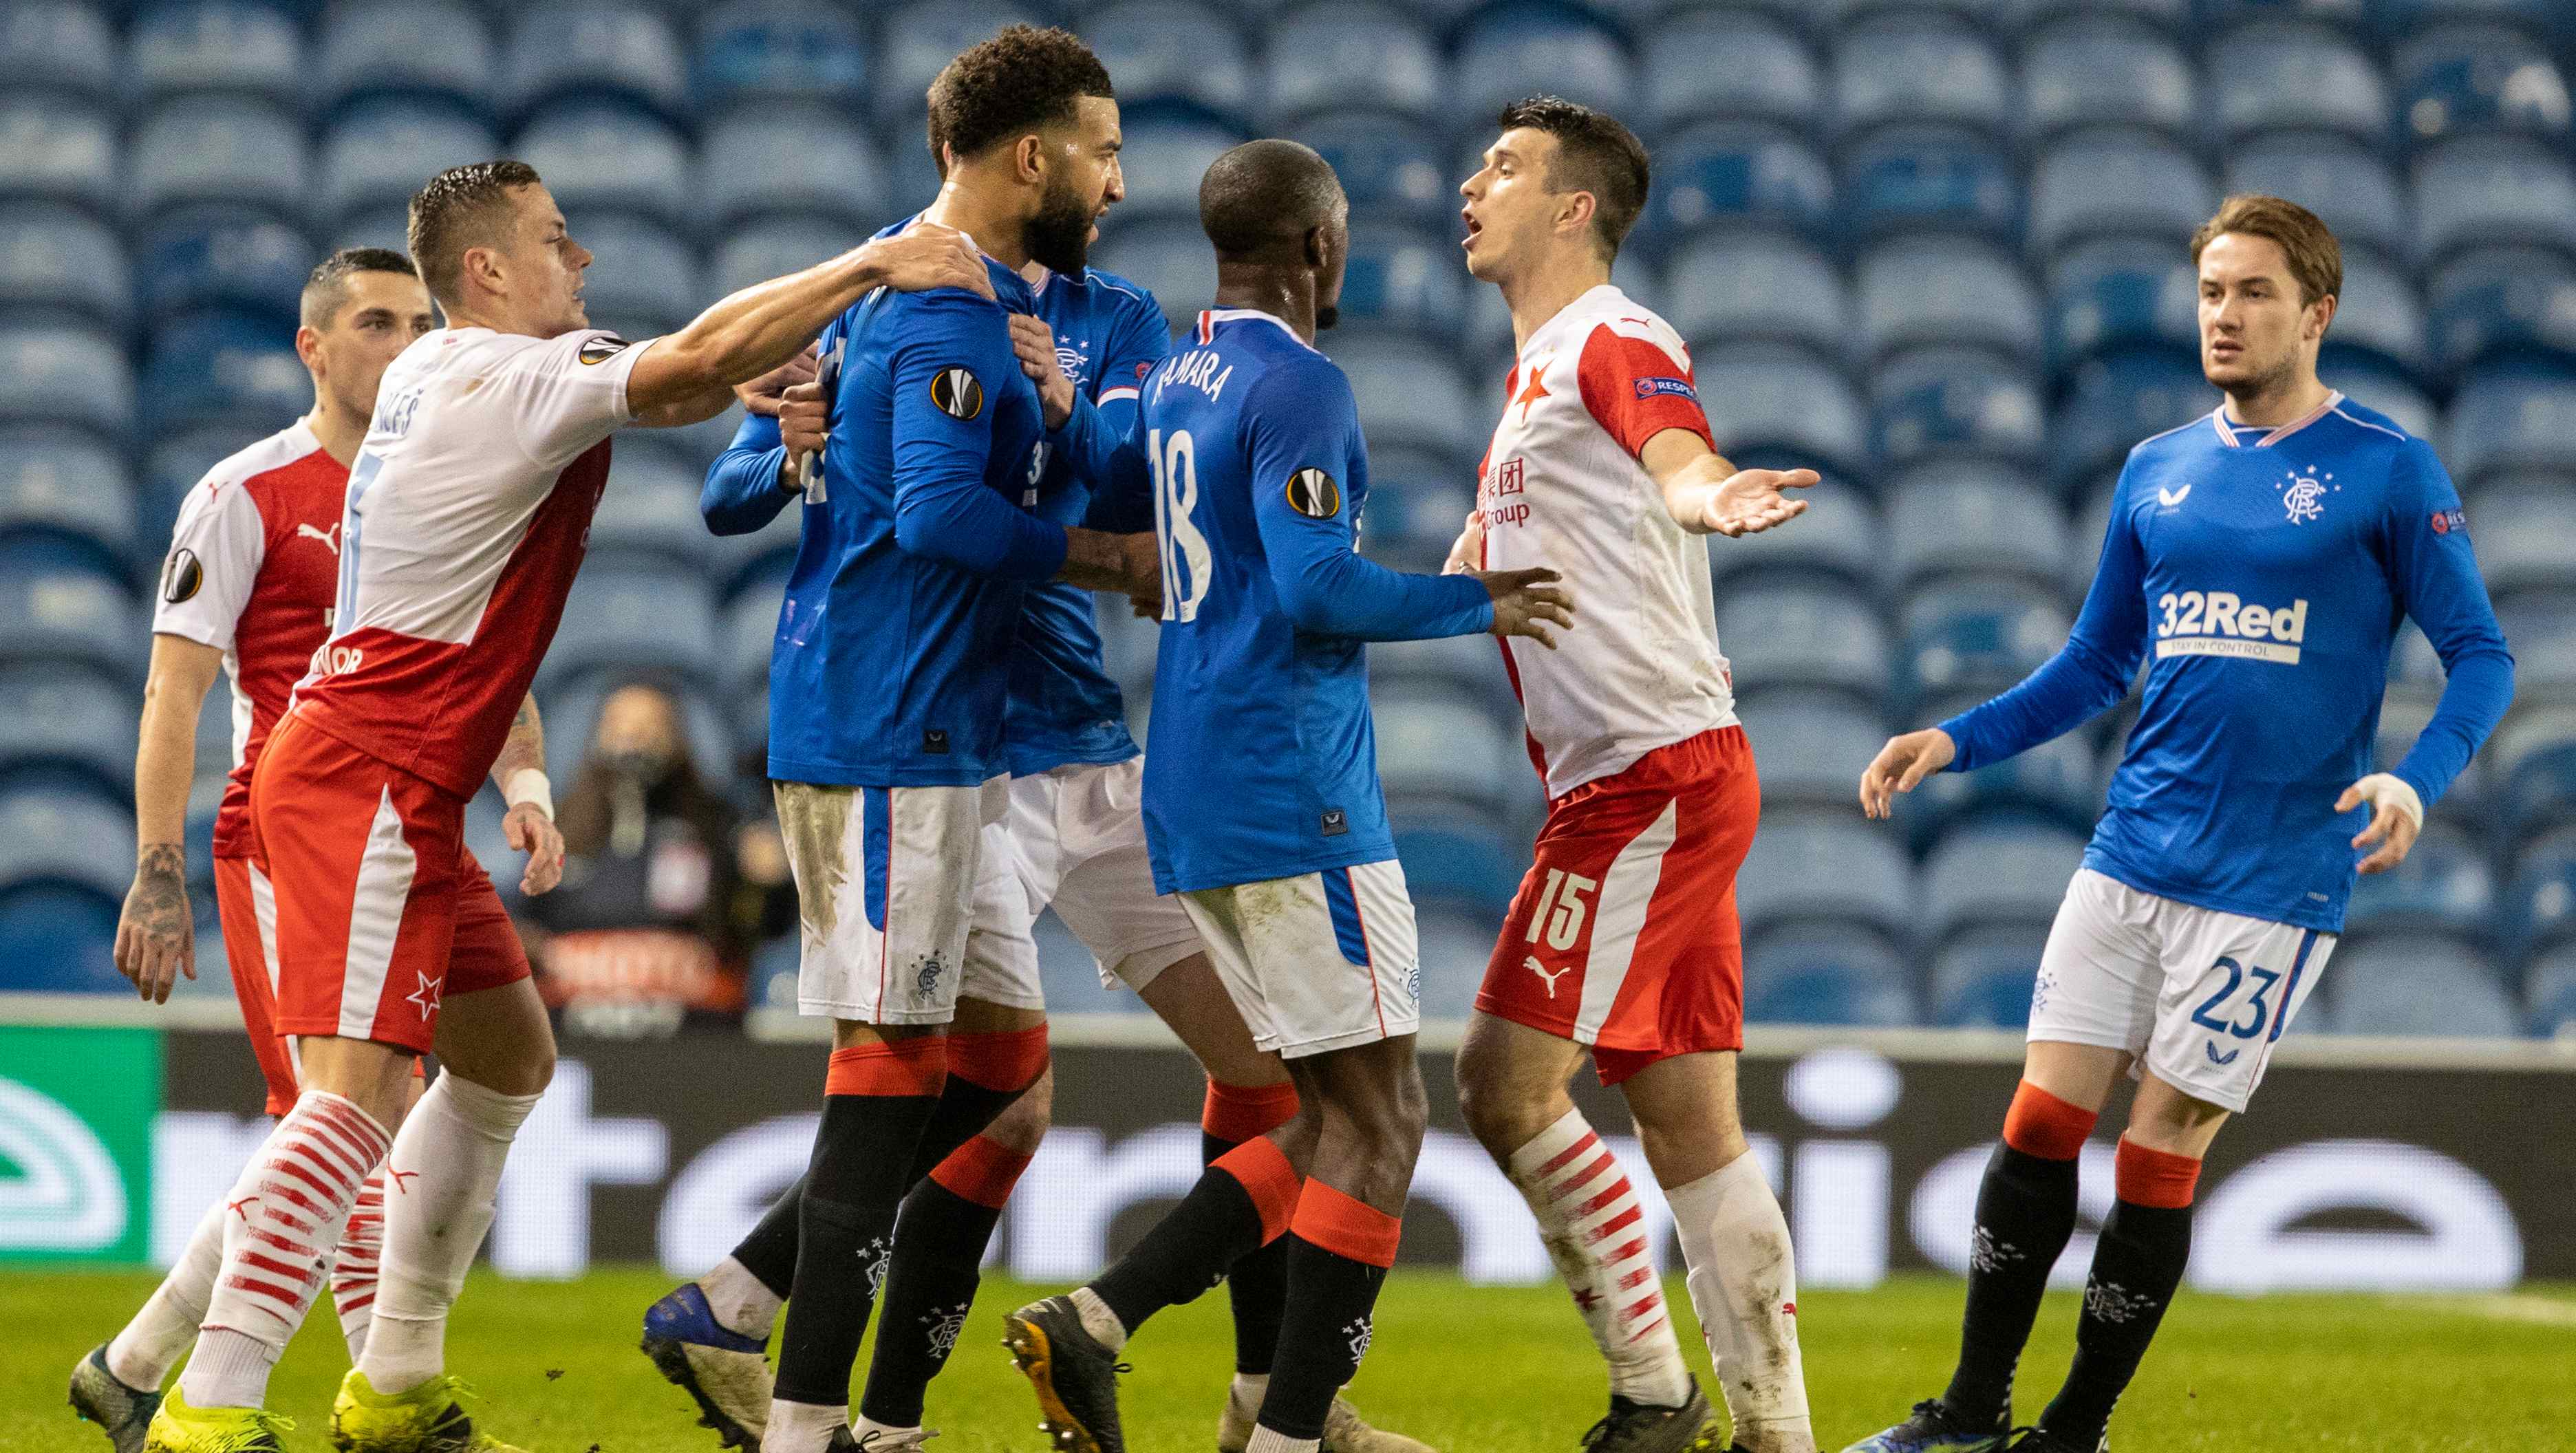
[152,477,267,651]
[497,328,661,470]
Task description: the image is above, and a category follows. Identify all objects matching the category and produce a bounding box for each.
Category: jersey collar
[2211,389,2342,449]
[1195,308,1319,353]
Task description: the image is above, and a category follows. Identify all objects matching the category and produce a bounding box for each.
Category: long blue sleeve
[1245,361,1493,643]
[700,412,796,537]
[890,291,1069,581]
[2383,441,2514,808]
[1939,478,2151,771]
[1060,388,1154,532]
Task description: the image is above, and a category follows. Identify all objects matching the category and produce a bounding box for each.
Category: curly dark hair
[1495,96,1651,261]
[299,247,417,330]
[926,24,1114,164]
[407,159,543,308]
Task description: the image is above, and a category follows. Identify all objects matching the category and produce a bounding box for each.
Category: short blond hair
[2191,193,2342,308]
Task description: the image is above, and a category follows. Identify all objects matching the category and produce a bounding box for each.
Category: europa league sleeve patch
[929,367,985,421]
[162,548,202,604]
[576,334,631,365]
[1285,466,1342,519]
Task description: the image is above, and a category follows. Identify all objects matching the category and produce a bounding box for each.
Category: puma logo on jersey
[296,522,342,555]
[2155,590,2309,665]
[2157,484,2191,508]
[1525,956,1571,998]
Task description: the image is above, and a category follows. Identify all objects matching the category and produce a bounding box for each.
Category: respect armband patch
[1632,376,1697,401]
[2429,506,2468,537]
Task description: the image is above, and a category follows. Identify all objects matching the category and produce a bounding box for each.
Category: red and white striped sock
[332,1167,388,1364]
[1505,1108,1691,1408]
[180,1090,391,1410]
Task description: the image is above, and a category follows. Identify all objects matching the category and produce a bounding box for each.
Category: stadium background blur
[6,0,2576,1334]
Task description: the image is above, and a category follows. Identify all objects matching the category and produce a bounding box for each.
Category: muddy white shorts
[2031,868,2337,1114]
[1181,859,1423,1059]
[775,777,1006,1024]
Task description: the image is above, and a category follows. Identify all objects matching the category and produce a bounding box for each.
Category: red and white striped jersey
[151,421,349,859]
[1475,285,1737,799]
[292,325,654,799]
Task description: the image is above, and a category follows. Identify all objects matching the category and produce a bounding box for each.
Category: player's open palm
[864,222,994,299]
[1860,727,1955,819]
[1008,314,1077,428]
[1697,465,1817,537]
[1471,566,1574,649]
[507,802,566,896]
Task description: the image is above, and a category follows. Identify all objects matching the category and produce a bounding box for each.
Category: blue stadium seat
[0,427,136,566]
[1715,583,1891,703]
[145,310,304,434]
[0,203,127,331]
[2469,486,2576,601]
[0,97,118,219]
[142,422,266,543]
[1929,926,2046,1029]
[1646,8,1817,135]
[2017,14,2194,142]
[1896,580,2072,710]
[875,0,1049,127]
[1335,333,1479,456]
[2326,935,2518,1037]
[316,3,495,117]
[2323,360,2434,440]
[1267,5,1443,122]
[1391,811,1523,915]
[1745,696,1890,812]
[0,879,125,991]
[1373,685,1518,816]
[2526,945,2576,1038]
[1870,348,2045,470]
[2005,0,2187,30]
[500,3,688,125]
[2414,136,2576,266]
[0,785,130,992]
[2502,830,2576,955]
[1,2,118,105]
[1897,726,2099,849]
[2207,22,2390,145]
[2051,347,2211,489]
[710,217,869,300]
[700,111,887,236]
[1639,123,1834,252]
[2491,707,2576,842]
[2223,135,2409,262]
[1743,927,1917,1027]
[587,442,713,571]
[1451,5,1635,122]
[131,97,309,224]
[1665,235,1846,362]
[0,540,140,669]
[1882,464,2064,596]
[330,205,411,256]
[2499,595,2576,700]
[2044,237,2195,369]
[0,783,131,898]
[1705,487,1883,596]
[2322,248,2429,383]
[514,101,694,234]
[1922,824,2087,943]
[317,100,503,226]
[1857,237,2041,367]
[1832,13,2010,141]
[2028,131,2212,259]
[539,562,719,691]
[2393,23,2571,147]
[138,206,314,322]
[0,668,134,794]
[1335,223,1470,338]
[1291,114,1452,228]
[1735,813,1913,946]
[2343,824,2494,943]
[722,578,782,696]
[1417,905,1501,1020]
[1693,345,1869,488]
[2446,360,2576,481]
[1117,105,1251,220]
[1093,220,1212,330]
[1084,1,1254,120]
[2429,247,2576,376]
[693,0,870,115]
[1839,126,2018,245]
[0,324,133,440]
[129,0,305,110]
[1374,610,1521,711]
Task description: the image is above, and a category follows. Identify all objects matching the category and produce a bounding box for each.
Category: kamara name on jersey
[1154,347,1234,402]
[2154,590,2310,664]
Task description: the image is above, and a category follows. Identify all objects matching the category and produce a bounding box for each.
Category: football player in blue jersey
[1002,139,1571,1453]
[1848,196,2514,1453]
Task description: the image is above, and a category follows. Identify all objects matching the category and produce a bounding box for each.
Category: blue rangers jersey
[1140,308,1496,894]
[1941,392,2515,932]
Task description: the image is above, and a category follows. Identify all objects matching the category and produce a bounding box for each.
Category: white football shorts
[774,777,1005,1024]
[1181,859,1423,1060]
[966,757,1206,1006]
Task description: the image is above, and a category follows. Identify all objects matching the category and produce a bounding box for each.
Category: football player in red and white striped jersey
[1448,98,1818,1453]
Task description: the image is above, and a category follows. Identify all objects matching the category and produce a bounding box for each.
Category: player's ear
[1305,224,1328,270]
[2307,292,2337,342]
[293,324,324,374]
[1016,132,1046,186]
[1558,189,1596,240]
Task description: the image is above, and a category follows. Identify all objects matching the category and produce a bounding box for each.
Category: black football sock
[1091,1137,1298,1338]
[856,1134,1029,1429]
[729,1172,806,1300]
[902,1026,1047,1181]
[771,1042,947,1410]
[1943,1143,2083,1425]
[1211,1130,1290,1376]
[1255,1185,1401,1445]
[2039,1141,2199,1448]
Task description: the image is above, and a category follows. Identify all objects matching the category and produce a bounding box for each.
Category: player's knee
[1453,1048,1546,1154]
[981,1066,1055,1156]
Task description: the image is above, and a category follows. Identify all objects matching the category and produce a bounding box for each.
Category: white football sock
[1505,1108,1693,1408]
[358,1073,540,1395]
[180,1092,391,1410]
[1667,1151,1812,1440]
[1230,1370,1271,1410]
[701,1254,784,1339]
[1069,1285,1129,1353]
[107,1196,225,1389]
[332,1166,387,1364]
[1245,1425,1320,1453]
[764,1397,848,1453]
[852,1412,923,1443]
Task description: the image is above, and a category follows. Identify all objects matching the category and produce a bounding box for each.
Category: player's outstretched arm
[1463,567,1576,649]
[489,694,564,896]
[1858,727,1957,820]
[115,634,223,1002]
[627,224,994,427]
[1639,431,1816,537]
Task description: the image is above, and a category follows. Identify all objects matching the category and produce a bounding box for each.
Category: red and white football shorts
[250,709,530,1055]
[1477,725,1759,1085]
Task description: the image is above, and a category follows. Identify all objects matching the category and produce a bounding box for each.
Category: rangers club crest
[1342,1315,1373,1361]
[2277,466,2337,525]
[923,1300,970,1361]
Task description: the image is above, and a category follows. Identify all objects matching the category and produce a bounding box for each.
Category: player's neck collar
[1198,308,1318,354]
[2213,389,2341,449]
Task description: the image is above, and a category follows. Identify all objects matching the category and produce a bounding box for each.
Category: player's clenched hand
[2339,773,2423,875]
[1694,466,1817,537]
[1443,509,1485,575]
[1009,314,1077,429]
[863,222,993,300]
[777,380,827,461]
[736,345,817,418]
[506,801,566,896]
[1472,567,1574,649]
[1859,727,1956,819]
[113,843,195,1003]
[1118,532,1163,618]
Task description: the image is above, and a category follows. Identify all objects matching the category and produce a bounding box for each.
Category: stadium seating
[2225,136,2409,261]
[0,98,118,219]
[1450,5,1633,122]
[1834,13,2010,141]
[1085,1,1255,120]
[539,560,720,691]
[1743,927,1917,1027]
[1,323,133,440]
[1882,464,2065,596]
[2427,247,2576,377]
[513,101,694,233]
[1291,113,1452,229]
[1895,581,2072,712]
[2017,14,2195,142]
[1841,127,2019,246]
[2414,136,2576,265]
[0,203,129,332]
[129,0,306,111]
[316,3,495,118]
[499,2,688,125]
[1705,484,1882,596]
[2027,131,2213,260]
[1,2,118,105]
[1267,4,1443,122]
[574,214,701,339]
[0,427,136,568]
[876,0,1047,127]
[1870,347,2046,471]
[1638,122,1834,251]
[1928,926,2046,1029]
[132,97,310,225]
[146,310,306,433]
[1857,237,2042,367]
[2206,22,2390,145]
[2392,23,2573,146]
[2527,945,2576,1038]
[698,112,888,235]
[1744,695,1891,815]
[140,207,314,322]
[692,0,870,115]
[1735,813,1913,948]
[0,669,136,797]
[1666,235,1846,363]
[1715,583,1891,707]
[2326,935,2519,1037]
[1920,824,2087,945]
[1644,8,1814,136]
[2045,238,2195,372]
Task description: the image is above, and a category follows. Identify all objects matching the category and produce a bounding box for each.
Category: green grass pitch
[13,1269,2573,1451]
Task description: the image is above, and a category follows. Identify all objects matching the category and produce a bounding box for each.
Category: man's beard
[1315,304,1338,331]
[1026,184,1095,277]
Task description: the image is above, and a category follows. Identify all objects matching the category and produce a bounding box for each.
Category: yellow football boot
[330,1369,529,1453]
[140,1384,293,1452]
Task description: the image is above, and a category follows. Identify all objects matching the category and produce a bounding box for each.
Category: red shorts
[250,709,530,1055]
[1475,726,1757,1086]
